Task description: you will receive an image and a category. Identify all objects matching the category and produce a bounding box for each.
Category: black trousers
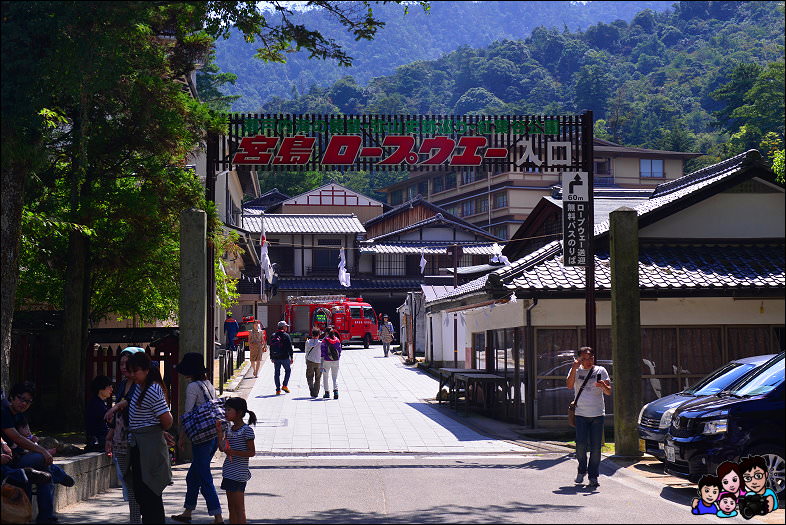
[129,444,165,524]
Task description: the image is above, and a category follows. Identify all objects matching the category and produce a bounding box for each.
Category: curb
[221,360,251,394]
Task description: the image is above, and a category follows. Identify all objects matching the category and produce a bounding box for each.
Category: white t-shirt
[567,365,610,418]
[305,338,323,363]
[184,380,216,413]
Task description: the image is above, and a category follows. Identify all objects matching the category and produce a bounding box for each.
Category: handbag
[180,381,225,444]
[568,366,594,427]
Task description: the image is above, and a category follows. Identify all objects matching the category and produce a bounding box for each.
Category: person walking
[378,314,395,357]
[304,329,323,398]
[320,329,342,399]
[216,397,256,525]
[124,351,173,523]
[171,353,223,524]
[268,320,294,395]
[247,321,266,378]
[566,346,611,489]
[105,346,145,524]
[223,314,240,353]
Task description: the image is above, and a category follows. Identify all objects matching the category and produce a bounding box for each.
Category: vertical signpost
[561,172,589,266]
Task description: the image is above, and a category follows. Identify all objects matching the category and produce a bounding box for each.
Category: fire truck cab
[284,295,379,350]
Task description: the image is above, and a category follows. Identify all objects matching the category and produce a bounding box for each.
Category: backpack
[269,331,285,358]
[327,339,340,361]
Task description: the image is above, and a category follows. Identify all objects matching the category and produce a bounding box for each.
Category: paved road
[55,345,772,523]
[246,344,524,453]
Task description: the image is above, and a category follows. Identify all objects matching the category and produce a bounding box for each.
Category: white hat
[277,320,289,328]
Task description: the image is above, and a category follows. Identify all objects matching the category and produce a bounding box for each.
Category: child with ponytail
[216,397,256,524]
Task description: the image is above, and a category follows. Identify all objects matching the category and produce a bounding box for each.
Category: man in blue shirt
[223,313,240,352]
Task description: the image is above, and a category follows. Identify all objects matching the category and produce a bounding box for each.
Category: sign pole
[583,111,596,353]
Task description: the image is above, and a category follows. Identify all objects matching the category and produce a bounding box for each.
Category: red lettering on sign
[360,147,383,157]
[273,136,315,165]
[322,136,362,165]
[450,136,487,166]
[233,136,279,165]
[419,136,456,165]
[377,136,419,165]
[484,148,509,158]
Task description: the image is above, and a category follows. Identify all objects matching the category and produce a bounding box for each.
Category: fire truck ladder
[287,295,347,304]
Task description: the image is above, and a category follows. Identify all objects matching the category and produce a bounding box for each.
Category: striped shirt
[222,423,255,482]
[128,383,169,430]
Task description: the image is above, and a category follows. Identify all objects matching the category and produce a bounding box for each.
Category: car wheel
[746,444,786,500]
[363,333,371,348]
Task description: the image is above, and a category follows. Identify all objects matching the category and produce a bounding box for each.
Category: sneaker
[281,386,290,393]
[588,478,599,488]
[276,390,281,395]
[574,473,585,484]
[323,392,330,399]
[333,390,339,399]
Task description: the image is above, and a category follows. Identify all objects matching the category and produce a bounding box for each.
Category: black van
[663,352,785,499]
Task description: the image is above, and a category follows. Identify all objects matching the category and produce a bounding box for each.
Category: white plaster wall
[641,192,785,239]
[527,297,783,327]
[435,311,467,364]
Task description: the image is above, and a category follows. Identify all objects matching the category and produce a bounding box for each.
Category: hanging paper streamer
[490,242,511,266]
[509,294,517,303]
[338,247,351,287]
[419,248,427,274]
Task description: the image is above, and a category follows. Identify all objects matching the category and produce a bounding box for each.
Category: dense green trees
[255,1,783,175]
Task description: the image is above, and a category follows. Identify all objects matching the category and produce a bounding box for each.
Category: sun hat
[277,320,289,328]
[120,346,146,357]
[174,352,208,376]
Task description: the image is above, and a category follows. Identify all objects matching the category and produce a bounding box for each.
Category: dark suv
[638,354,774,461]
[663,352,785,499]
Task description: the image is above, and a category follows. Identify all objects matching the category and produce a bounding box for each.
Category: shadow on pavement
[248,456,571,472]
[259,501,582,523]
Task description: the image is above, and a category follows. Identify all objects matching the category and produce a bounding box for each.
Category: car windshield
[684,363,757,396]
[728,357,785,396]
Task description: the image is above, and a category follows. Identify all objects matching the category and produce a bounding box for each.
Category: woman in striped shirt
[216,397,256,525]
[125,352,173,524]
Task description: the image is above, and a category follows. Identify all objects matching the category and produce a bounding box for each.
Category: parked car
[663,352,785,500]
[638,354,775,461]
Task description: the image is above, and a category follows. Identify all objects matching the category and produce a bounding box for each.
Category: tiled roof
[424,274,490,306]
[593,138,703,159]
[359,242,497,255]
[237,277,424,294]
[499,243,785,296]
[241,213,365,234]
[420,285,456,303]
[544,195,651,226]
[593,149,770,237]
[364,195,463,227]
[242,189,290,210]
[368,213,501,242]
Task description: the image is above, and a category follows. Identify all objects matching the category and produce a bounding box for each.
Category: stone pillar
[610,207,642,458]
[178,208,207,462]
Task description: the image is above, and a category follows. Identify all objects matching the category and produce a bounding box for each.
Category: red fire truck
[284,295,379,350]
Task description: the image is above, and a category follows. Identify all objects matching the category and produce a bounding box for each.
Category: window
[362,306,375,320]
[407,185,417,199]
[445,173,457,189]
[476,197,488,214]
[594,158,611,175]
[461,200,475,217]
[376,253,405,276]
[418,180,429,197]
[350,306,362,319]
[267,239,294,275]
[492,225,508,239]
[461,170,476,185]
[640,159,664,178]
[390,190,403,205]
[313,239,341,271]
[432,176,444,194]
[493,192,508,209]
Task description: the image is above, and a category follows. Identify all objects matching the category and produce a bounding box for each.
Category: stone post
[178,208,207,462]
[610,207,642,458]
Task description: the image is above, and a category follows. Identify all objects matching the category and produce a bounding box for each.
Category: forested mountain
[214,1,676,111]
[249,1,784,174]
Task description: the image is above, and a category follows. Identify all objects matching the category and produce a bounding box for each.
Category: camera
[738,493,768,520]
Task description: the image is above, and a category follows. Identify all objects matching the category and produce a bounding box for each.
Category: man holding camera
[566,347,611,489]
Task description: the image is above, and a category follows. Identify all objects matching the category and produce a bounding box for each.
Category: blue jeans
[575,415,604,480]
[184,438,221,516]
[273,358,291,390]
[16,452,68,522]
